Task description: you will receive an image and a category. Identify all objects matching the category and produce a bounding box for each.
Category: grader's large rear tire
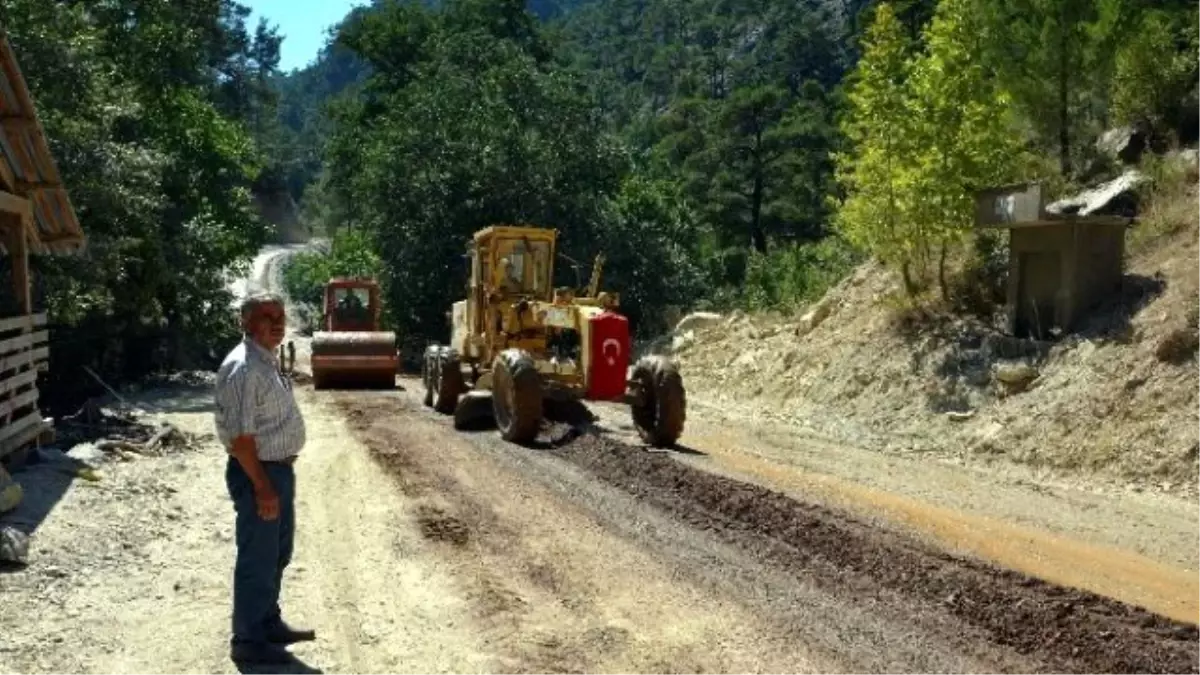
[433,348,465,414]
[631,354,686,448]
[492,349,542,444]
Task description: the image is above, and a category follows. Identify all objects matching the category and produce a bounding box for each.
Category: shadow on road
[667,443,707,457]
[0,451,78,562]
[1,377,224,567]
[234,654,323,674]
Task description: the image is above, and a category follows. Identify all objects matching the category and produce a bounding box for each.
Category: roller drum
[311,331,397,356]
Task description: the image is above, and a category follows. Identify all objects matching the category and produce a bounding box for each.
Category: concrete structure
[974,182,1132,339]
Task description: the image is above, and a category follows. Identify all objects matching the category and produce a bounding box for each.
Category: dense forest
[0,0,1196,400]
[1,0,283,408]
[278,0,1198,348]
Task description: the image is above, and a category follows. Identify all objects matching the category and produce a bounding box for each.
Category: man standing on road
[214,291,315,664]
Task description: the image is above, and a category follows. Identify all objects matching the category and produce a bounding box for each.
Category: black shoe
[266,621,316,644]
[230,641,293,664]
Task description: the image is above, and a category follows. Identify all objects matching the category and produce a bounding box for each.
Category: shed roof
[0,30,86,256]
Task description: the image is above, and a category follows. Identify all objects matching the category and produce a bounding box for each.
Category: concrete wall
[1005,221,1126,337]
[1071,222,1126,317]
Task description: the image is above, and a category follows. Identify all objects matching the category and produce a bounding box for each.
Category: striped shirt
[214,337,306,461]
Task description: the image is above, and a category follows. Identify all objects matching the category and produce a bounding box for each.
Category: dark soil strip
[542,423,1199,674]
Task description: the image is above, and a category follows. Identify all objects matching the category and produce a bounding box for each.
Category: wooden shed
[974,182,1132,339]
[0,31,87,461]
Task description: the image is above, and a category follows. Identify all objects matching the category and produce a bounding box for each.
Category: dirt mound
[550,429,1198,673]
[676,217,1199,497]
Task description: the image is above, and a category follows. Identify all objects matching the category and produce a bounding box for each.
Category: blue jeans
[226,457,295,645]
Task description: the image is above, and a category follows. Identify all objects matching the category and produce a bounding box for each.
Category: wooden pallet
[0,311,48,461]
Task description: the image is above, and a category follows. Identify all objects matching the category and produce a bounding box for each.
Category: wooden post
[3,214,29,315]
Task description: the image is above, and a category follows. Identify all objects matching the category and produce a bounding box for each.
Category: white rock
[0,526,29,564]
[796,297,835,336]
[66,442,106,467]
[675,311,723,334]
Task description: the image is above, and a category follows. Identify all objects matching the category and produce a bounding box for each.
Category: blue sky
[243,0,369,72]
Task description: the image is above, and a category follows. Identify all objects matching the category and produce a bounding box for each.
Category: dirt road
[1,245,1196,674]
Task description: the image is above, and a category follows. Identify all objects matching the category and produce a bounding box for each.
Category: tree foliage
[833,3,918,289]
[277,0,1197,328]
[2,0,278,410]
[282,229,382,308]
[314,0,705,345]
[6,0,1195,406]
[905,0,1026,295]
[1110,8,1199,143]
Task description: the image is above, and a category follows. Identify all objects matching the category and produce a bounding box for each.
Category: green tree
[323,3,635,346]
[906,0,1025,298]
[833,2,921,293]
[4,0,274,408]
[1111,8,1199,144]
[975,0,1109,177]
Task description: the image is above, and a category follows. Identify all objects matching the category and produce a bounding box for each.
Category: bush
[1128,151,1200,255]
[703,236,863,313]
[281,228,383,327]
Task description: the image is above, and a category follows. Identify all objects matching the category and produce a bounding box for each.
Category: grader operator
[421,225,685,447]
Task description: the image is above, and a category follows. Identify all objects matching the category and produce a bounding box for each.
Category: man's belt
[261,456,298,466]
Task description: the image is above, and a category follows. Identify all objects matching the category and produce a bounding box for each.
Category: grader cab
[421,225,686,447]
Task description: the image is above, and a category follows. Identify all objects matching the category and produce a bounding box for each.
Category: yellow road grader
[421,225,686,447]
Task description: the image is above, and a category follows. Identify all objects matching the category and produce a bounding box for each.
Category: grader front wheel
[492,349,542,444]
[631,355,686,448]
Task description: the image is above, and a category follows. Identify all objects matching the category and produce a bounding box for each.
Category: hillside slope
[675,186,1199,499]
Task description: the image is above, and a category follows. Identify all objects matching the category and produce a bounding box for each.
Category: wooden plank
[0,410,46,457]
[0,35,65,187]
[0,369,38,397]
[3,128,35,183]
[0,117,35,131]
[5,218,29,313]
[15,178,60,192]
[0,312,46,334]
[0,387,37,418]
[0,424,44,458]
[0,188,29,219]
[0,145,13,194]
[0,329,46,357]
[0,345,45,374]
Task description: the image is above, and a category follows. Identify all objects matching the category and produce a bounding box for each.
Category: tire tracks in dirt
[328,383,1198,674]
[289,386,493,674]
[259,244,1193,672]
[332,391,1032,673]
